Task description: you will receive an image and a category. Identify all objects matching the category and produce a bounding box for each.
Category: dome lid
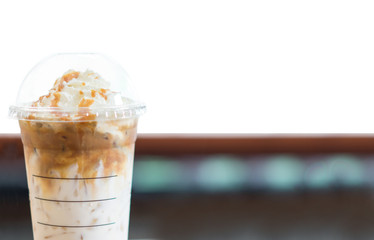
[9,53,145,121]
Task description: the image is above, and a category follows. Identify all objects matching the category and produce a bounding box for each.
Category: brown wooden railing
[1,134,374,161]
[136,134,374,155]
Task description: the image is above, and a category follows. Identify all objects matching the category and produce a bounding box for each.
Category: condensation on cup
[9,53,146,240]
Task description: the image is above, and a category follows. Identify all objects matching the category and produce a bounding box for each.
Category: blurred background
[2,0,374,239]
[3,135,374,240]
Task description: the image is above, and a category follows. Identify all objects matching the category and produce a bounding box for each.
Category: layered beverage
[10,55,145,240]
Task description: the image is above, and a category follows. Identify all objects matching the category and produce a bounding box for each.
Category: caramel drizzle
[55,71,80,91]
[28,71,113,121]
[51,93,61,107]
[33,71,80,107]
[78,98,94,107]
[98,88,108,100]
[91,90,96,98]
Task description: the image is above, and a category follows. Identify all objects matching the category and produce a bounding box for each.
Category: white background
[1,0,374,134]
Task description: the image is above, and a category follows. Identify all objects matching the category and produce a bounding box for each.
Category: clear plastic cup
[9,53,145,240]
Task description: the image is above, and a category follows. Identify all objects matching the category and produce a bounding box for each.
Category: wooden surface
[136,134,374,154]
[1,134,374,160]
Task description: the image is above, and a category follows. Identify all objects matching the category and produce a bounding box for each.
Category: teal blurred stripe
[132,154,372,193]
[196,155,246,191]
[133,156,186,192]
[263,155,303,191]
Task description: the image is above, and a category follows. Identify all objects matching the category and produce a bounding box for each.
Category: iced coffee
[9,54,145,240]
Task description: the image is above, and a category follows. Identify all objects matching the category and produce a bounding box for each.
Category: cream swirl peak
[32,70,124,108]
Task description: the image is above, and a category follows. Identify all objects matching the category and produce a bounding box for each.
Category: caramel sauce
[38,96,45,102]
[78,98,94,107]
[20,119,138,194]
[56,71,80,92]
[91,90,96,98]
[99,89,108,100]
[77,113,97,121]
[33,71,80,108]
[62,71,80,83]
[50,93,61,107]
[27,71,119,121]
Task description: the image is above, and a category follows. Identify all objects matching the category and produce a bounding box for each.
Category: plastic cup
[9,53,145,240]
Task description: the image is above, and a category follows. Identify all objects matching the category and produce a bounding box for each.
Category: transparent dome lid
[9,53,146,121]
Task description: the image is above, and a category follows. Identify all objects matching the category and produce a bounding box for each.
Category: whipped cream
[32,70,125,108]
